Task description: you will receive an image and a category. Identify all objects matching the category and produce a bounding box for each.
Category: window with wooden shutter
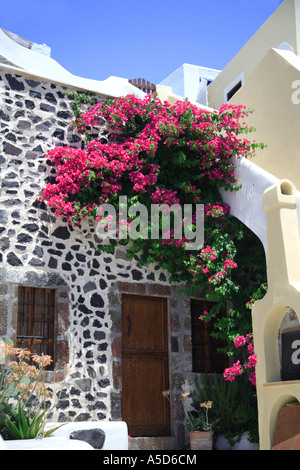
[17,287,55,369]
[191,299,228,373]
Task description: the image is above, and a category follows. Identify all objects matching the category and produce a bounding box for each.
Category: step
[128,436,175,451]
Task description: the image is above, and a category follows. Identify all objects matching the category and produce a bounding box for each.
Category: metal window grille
[191,299,228,373]
[17,287,55,368]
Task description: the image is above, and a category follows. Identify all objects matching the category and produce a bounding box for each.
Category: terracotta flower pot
[188,431,213,450]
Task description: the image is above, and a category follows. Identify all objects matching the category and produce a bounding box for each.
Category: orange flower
[32,353,52,367]
[200,401,213,409]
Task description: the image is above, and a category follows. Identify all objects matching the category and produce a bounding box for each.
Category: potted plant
[191,373,259,449]
[162,390,216,450]
[182,394,216,450]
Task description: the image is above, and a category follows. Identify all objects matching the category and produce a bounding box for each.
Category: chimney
[262,179,300,290]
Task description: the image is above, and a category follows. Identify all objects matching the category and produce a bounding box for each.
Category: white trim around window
[223,71,245,103]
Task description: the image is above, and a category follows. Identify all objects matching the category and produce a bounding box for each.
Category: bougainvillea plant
[223,334,257,386]
[41,92,267,385]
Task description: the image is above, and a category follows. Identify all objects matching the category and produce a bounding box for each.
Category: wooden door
[121,295,170,436]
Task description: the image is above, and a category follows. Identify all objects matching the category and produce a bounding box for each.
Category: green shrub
[190,373,258,445]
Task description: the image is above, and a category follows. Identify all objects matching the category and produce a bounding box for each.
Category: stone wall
[0,67,196,446]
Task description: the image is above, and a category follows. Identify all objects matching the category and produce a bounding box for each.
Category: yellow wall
[226,47,300,190]
[208,0,300,109]
[252,180,300,449]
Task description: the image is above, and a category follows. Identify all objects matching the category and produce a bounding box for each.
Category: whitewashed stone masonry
[0,69,195,449]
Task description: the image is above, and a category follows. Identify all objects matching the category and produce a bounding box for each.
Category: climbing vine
[41,92,267,384]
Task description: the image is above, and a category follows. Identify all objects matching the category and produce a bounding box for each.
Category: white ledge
[220,157,300,253]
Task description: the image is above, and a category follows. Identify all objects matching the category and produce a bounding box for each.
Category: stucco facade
[227,47,300,191]
[207,0,300,109]
[252,180,300,450]
[206,0,300,191]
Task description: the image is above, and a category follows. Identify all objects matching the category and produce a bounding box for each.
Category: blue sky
[2,0,283,85]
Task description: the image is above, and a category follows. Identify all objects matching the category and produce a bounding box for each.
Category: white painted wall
[0,28,145,98]
[159,63,220,105]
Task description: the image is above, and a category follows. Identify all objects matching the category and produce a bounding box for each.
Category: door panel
[121,295,170,436]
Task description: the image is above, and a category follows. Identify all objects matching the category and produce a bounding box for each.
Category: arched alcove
[263,304,292,383]
[279,309,300,381]
[271,394,299,429]
[271,395,300,448]
[277,42,294,53]
[263,304,300,383]
[280,180,294,195]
